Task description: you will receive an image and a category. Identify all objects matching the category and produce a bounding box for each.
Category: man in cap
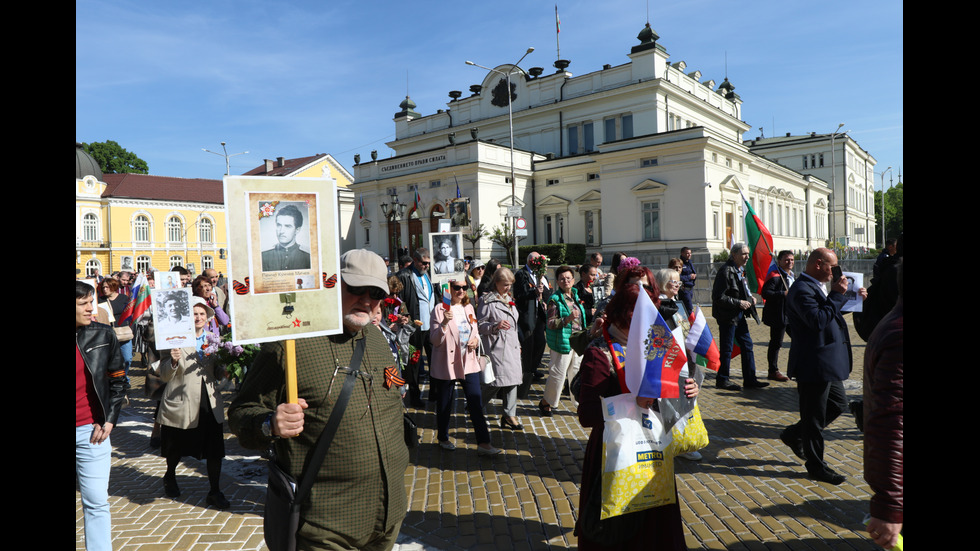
[229,249,409,550]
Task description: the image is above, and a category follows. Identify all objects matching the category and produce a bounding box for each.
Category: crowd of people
[77,241,901,551]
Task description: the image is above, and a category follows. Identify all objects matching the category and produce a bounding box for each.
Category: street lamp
[203,141,249,175]
[829,123,848,248]
[877,166,892,247]
[466,47,534,266]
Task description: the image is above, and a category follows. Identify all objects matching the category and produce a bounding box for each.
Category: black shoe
[779,429,805,460]
[744,380,770,389]
[163,474,180,498]
[715,381,741,391]
[809,469,846,485]
[501,417,524,431]
[207,490,230,509]
[539,401,553,417]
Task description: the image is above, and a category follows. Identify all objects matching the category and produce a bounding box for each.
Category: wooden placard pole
[285,339,298,404]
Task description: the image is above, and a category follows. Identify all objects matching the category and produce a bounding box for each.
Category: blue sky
[76,0,903,188]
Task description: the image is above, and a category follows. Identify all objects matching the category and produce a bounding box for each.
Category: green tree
[82,140,149,174]
[488,223,526,266]
[462,223,486,259]
[873,182,903,245]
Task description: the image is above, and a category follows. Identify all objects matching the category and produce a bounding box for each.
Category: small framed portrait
[120,256,134,272]
[449,198,471,232]
[428,231,465,283]
[151,288,195,349]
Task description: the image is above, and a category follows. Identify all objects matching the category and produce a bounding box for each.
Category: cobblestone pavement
[78,312,880,550]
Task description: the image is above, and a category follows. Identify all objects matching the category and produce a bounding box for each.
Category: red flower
[387,314,399,324]
[383,297,399,307]
[508,301,516,307]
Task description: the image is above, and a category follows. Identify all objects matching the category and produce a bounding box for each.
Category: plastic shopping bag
[599,393,677,520]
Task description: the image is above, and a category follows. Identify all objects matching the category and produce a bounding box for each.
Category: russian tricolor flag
[625,286,687,399]
[686,306,720,371]
[441,283,452,310]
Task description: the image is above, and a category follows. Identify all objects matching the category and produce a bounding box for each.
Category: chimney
[264,159,274,172]
[277,157,285,167]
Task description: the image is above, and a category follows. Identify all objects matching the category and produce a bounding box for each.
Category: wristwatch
[260,413,277,439]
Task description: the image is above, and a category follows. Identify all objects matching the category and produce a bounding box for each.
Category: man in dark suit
[514,251,551,398]
[711,243,769,390]
[761,250,794,382]
[780,248,866,485]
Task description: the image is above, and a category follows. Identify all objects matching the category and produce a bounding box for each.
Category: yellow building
[75,143,228,278]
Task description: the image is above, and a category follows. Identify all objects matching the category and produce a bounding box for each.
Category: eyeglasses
[346,285,388,300]
[451,284,467,291]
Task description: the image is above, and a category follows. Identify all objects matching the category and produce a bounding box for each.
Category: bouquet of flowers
[201,331,260,382]
[528,254,549,278]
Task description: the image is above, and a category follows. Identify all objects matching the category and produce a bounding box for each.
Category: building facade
[351,23,836,265]
[76,143,228,278]
[746,132,877,249]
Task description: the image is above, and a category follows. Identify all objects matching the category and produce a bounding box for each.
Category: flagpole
[732,180,777,261]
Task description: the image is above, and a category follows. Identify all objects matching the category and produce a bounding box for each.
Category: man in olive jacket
[229,250,409,551]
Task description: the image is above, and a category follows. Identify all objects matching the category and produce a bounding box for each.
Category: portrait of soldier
[261,203,312,272]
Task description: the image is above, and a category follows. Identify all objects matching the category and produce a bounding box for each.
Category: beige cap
[339,249,388,294]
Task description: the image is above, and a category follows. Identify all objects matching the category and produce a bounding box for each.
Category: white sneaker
[678,451,702,461]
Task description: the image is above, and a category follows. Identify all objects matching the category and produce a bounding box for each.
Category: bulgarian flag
[413,189,422,212]
[625,285,687,399]
[119,272,151,328]
[738,187,775,294]
[358,196,364,219]
[555,5,561,34]
[685,307,720,372]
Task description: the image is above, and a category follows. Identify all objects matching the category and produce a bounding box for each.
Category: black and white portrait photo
[450,198,471,231]
[151,288,195,348]
[429,232,465,279]
[259,202,312,272]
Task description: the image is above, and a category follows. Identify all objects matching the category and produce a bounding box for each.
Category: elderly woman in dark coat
[477,267,524,430]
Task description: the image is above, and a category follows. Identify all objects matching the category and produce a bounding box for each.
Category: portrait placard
[449,197,471,232]
[841,271,864,313]
[223,176,343,345]
[428,231,465,285]
[120,255,135,273]
[151,288,195,349]
[157,271,181,290]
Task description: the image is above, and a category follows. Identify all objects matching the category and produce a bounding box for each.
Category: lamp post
[466,47,534,266]
[202,141,249,175]
[877,166,892,247]
[829,123,847,249]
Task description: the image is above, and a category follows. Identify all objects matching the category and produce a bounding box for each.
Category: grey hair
[730,242,748,256]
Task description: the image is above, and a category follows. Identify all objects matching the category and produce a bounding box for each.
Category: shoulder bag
[263,338,364,551]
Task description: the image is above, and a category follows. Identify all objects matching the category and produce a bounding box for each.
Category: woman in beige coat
[154,297,228,509]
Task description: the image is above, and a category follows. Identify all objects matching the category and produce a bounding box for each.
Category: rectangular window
[583,122,594,152]
[642,201,660,241]
[622,115,633,139]
[546,179,559,186]
[567,126,578,155]
[429,180,441,188]
[587,173,599,181]
[407,184,418,192]
[641,157,658,167]
[605,118,616,143]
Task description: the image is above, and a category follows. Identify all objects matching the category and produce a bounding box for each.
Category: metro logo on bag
[599,393,677,520]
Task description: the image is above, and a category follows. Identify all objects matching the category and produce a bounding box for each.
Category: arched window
[83,213,99,241]
[199,218,213,244]
[133,215,150,242]
[85,259,102,277]
[169,255,184,269]
[167,216,183,242]
[202,255,214,269]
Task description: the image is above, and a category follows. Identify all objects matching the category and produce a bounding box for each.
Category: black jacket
[761,269,792,327]
[513,266,551,337]
[76,322,129,425]
[712,259,760,325]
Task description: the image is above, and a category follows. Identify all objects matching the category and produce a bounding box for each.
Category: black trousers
[517,320,546,399]
[405,330,431,404]
[766,323,786,373]
[786,380,848,476]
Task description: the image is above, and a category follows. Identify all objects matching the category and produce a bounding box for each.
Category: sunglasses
[346,285,388,300]
[451,284,467,291]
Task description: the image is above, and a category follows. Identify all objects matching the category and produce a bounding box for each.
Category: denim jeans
[76,424,112,551]
[432,373,490,444]
[717,313,758,383]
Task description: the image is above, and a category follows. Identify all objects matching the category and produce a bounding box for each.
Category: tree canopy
[873,181,903,245]
[82,140,149,174]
